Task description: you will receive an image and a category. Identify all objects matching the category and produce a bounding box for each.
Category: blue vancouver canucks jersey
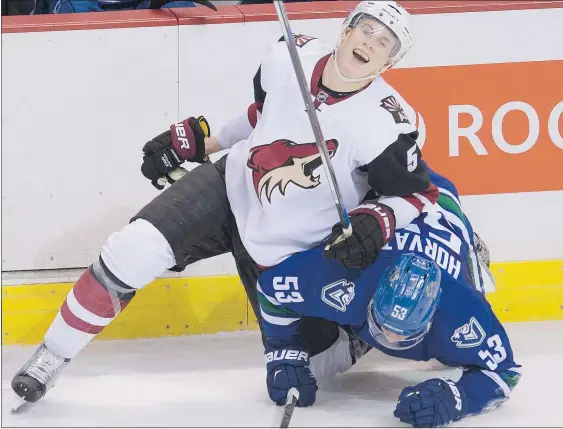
[257,167,522,417]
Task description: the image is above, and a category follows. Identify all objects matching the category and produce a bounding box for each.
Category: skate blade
[11,395,30,413]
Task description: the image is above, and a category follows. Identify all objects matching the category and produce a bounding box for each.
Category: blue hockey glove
[394,378,466,427]
[265,346,317,407]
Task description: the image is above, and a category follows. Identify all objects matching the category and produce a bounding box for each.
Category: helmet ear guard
[367,254,442,351]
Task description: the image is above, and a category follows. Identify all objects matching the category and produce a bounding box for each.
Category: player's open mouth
[353,49,369,64]
[302,150,335,180]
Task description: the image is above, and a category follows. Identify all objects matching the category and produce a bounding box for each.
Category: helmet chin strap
[331,50,393,84]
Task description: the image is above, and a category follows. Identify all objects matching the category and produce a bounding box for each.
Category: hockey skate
[11,343,70,412]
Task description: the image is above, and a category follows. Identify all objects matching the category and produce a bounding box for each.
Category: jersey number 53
[273,276,304,303]
[478,334,507,370]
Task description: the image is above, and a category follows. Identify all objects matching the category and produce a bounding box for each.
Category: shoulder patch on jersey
[321,279,356,312]
[293,34,317,47]
[451,317,486,348]
[278,34,317,47]
[380,95,411,124]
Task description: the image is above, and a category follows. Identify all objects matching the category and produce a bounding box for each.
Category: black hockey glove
[323,201,395,269]
[141,115,210,190]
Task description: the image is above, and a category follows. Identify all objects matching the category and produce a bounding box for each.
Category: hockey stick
[273,0,353,241]
[156,166,188,188]
[279,387,299,428]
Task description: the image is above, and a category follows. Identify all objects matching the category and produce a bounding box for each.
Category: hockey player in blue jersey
[257,168,521,427]
[47,0,214,14]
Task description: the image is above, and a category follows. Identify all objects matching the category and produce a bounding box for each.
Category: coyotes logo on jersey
[246,139,339,204]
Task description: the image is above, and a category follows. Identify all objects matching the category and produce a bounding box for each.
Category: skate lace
[21,344,68,386]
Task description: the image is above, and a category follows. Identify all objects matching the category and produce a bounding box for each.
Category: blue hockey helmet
[367,253,442,350]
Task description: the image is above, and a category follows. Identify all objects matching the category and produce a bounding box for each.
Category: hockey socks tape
[60,257,136,334]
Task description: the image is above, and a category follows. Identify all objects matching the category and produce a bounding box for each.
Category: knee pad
[100,219,176,289]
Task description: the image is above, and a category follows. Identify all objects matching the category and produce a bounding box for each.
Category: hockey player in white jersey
[11,1,440,411]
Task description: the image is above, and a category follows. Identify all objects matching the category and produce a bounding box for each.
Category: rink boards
[1,1,563,344]
[2,260,563,345]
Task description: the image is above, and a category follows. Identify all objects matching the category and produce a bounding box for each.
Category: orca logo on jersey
[380,95,411,125]
[321,279,356,312]
[451,317,486,348]
[247,139,339,204]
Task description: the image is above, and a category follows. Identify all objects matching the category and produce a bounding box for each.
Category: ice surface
[2,321,563,427]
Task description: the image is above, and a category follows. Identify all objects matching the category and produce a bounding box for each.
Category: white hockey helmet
[334,1,414,82]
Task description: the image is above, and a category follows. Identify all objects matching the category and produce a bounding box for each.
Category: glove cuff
[169,117,207,163]
[349,201,396,243]
[439,378,467,417]
[265,348,309,366]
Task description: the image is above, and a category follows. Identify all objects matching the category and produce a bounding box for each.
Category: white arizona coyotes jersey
[225,37,425,267]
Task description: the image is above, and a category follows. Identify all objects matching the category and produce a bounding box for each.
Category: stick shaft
[279,388,299,428]
[273,0,352,239]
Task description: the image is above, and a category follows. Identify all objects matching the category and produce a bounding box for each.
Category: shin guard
[44,257,136,359]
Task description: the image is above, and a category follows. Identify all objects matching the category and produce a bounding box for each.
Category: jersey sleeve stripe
[481,369,511,397]
[258,292,298,317]
[247,102,264,129]
[438,186,463,210]
[260,308,300,326]
[437,191,464,220]
[500,368,523,390]
[414,187,439,207]
[397,184,439,215]
[377,196,419,230]
[418,183,440,204]
[438,194,475,251]
[440,209,483,292]
[256,282,281,306]
[402,194,425,212]
[435,187,487,292]
[389,184,439,215]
